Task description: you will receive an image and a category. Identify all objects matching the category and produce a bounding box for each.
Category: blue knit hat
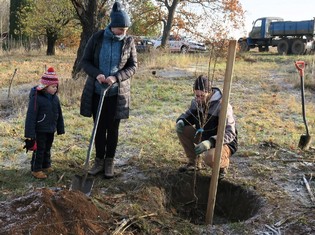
[109,2,131,28]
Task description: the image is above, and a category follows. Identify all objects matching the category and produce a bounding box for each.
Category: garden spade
[294,61,312,150]
[70,87,110,195]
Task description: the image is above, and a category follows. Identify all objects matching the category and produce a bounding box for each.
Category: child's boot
[32,171,47,179]
[43,167,54,173]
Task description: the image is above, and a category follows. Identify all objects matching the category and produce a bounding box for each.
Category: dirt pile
[0,188,110,235]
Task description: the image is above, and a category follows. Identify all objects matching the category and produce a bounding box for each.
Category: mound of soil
[0,188,110,235]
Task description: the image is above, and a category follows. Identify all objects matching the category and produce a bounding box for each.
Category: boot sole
[88,170,104,176]
[104,174,114,179]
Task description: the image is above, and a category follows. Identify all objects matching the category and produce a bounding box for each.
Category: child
[24,67,65,179]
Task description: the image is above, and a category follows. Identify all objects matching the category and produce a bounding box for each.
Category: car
[152,35,207,53]
[186,39,207,52]
[134,37,154,53]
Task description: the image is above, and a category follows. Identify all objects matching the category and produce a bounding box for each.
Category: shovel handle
[84,86,111,170]
[295,61,305,77]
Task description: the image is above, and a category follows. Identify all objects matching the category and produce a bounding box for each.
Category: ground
[0,188,110,234]
[0,58,315,235]
[1,144,314,234]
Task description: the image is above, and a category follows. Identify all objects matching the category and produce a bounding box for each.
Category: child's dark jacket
[24,87,65,139]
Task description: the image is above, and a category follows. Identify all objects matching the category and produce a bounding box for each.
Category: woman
[80,2,137,178]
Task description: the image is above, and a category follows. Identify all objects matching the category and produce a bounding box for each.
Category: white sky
[235,0,315,38]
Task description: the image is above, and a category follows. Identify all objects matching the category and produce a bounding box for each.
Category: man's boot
[104,158,114,179]
[178,157,203,172]
[219,168,228,180]
[88,158,104,175]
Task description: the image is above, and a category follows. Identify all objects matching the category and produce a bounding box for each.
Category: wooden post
[205,40,237,225]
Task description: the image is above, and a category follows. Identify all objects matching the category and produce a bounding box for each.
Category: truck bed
[270,20,315,37]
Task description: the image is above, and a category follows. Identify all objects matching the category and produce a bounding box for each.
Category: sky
[235,0,315,38]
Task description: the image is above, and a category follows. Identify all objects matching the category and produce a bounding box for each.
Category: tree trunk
[72,22,97,78]
[46,30,57,56]
[161,0,179,47]
[71,0,98,79]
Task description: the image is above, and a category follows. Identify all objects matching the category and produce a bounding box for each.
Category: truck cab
[239,17,283,52]
[249,17,283,39]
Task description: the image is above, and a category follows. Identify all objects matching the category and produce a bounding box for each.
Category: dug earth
[0,188,111,235]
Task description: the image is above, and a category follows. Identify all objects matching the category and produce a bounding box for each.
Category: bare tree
[155,0,244,47]
[156,0,179,47]
[71,0,109,78]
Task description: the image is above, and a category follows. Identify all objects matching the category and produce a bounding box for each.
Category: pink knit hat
[37,67,59,90]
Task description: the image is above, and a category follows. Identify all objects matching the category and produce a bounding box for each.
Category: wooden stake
[205,40,237,225]
[7,68,17,98]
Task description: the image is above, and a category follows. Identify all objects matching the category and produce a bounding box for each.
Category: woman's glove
[194,140,211,155]
[23,139,37,152]
[175,120,185,133]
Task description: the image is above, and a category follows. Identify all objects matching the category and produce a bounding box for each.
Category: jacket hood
[29,86,38,98]
[210,87,222,102]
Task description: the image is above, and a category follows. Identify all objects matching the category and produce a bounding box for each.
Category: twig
[112,213,156,235]
[281,159,313,163]
[57,172,65,183]
[265,224,281,235]
[184,200,196,206]
[7,68,17,98]
[302,175,315,203]
[113,218,128,235]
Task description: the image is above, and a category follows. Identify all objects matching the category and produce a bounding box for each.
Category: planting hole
[163,173,263,225]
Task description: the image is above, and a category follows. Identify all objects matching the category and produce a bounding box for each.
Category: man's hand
[194,140,211,155]
[23,139,37,153]
[175,120,185,133]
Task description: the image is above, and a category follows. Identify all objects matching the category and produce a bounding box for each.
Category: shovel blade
[298,134,312,150]
[70,174,94,196]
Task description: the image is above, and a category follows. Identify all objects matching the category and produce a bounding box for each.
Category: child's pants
[31,132,54,172]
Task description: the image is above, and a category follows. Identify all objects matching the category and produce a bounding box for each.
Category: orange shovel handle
[295,61,305,77]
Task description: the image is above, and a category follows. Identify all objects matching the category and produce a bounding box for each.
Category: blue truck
[238,17,315,55]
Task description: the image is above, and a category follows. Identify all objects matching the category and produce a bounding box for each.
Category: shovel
[70,86,110,195]
[295,61,312,150]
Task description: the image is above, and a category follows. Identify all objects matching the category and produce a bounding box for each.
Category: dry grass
[1,49,314,159]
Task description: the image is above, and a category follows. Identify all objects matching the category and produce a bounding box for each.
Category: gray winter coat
[80,30,137,119]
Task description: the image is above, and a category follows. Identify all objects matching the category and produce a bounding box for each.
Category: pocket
[37,114,46,123]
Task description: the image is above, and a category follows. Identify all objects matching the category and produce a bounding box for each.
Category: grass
[1,49,314,179]
[0,48,315,233]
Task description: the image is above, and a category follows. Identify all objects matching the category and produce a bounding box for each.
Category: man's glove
[194,140,211,155]
[23,139,37,153]
[175,120,185,133]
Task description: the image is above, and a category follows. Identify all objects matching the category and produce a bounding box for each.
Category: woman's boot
[104,158,114,179]
[88,158,104,175]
